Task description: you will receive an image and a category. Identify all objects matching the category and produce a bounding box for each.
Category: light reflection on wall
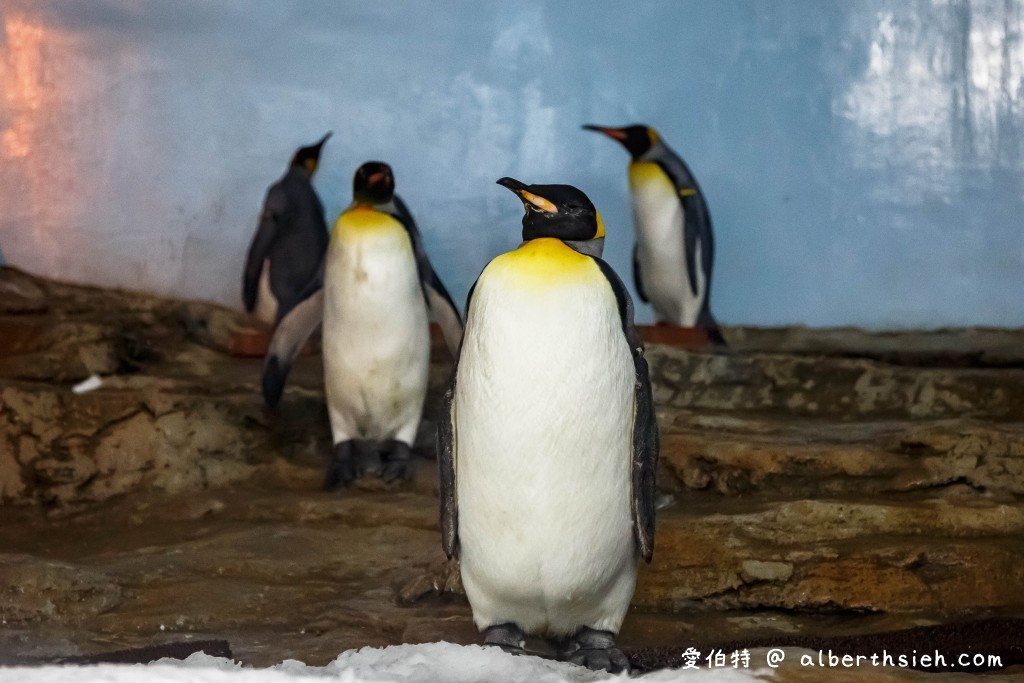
[832,1,1023,323]
[0,9,153,289]
[2,18,43,158]
[841,1,1022,184]
[1,17,59,272]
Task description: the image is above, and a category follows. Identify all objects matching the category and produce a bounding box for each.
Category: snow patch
[0,643,772,683]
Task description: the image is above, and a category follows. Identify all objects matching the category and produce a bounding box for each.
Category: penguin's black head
[353,161,395,205]
[291,132,332,174]
[582,123,658,159]
[497,177,605,242]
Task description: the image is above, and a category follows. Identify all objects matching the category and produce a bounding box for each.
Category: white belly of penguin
[631,177,706,325]
[322,228,429,443]
[454,273,637,635]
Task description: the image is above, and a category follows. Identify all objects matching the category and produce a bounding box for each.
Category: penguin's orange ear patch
[304,159,318,173]
[521,190,558,214]
[647,128,661,147]
[595,211,606,238]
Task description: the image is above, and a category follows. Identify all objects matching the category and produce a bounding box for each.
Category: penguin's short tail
[697,308,728,347]
[702,322,728,347]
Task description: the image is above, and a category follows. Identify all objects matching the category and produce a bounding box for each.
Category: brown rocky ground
[1,266,1023,678]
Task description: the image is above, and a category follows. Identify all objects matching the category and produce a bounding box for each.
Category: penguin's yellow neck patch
[628,161,673,192]
[332,204,405,242]
[488,237,597,286]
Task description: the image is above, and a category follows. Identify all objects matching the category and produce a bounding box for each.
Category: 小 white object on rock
[72,374,103,394]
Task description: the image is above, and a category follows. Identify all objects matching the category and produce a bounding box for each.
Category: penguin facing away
[437,178,658,674]
[583,124,725,344]
[300,161,463,489]
[243,132,332,326]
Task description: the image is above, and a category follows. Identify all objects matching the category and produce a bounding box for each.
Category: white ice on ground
[0,643,772,683]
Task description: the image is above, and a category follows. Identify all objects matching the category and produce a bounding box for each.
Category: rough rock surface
[2,266,1023,679]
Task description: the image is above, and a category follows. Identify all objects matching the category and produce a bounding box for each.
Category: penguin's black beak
[309,131,333,157]
[496,177,528,193]
[582,124,628,143]
[497,177,558,214]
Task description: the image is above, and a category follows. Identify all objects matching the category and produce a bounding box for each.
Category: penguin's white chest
[629,162,705,325]
[322,209,429,443]
[453,240,637,635]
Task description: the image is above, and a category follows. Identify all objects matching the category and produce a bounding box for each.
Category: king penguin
[302,161,464,489]
[259,163,463,411]
[437,178,658,673]
[583,124,725,344]
[243,132,332,326]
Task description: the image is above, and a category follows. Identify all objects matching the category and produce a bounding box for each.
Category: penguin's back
[454,238,637,635]
[266,171,329,297]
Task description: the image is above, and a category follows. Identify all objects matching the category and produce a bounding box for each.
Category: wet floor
[3,466,1019,669]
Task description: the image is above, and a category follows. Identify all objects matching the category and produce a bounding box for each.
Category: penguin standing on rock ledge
[243,133,332,326]
[584,123,726,345]
[438,178,658,674]
[307,161,463,489]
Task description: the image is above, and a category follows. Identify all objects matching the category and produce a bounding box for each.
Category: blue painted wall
[0,1,1021,327]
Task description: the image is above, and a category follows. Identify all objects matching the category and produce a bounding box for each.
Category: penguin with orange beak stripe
[438,178,658,673]
[584,124,725,344]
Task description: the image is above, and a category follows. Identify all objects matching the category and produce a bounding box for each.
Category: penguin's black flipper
[655,155,714,300]
[260,267,324,408]
[262,356,287,409]
[630,349,659,562]
[594,258,659,562]
[437,377,459,559]
[243,185,289,312]
[437,282,476,559]
[682,207,701,297]
[390,195,464,357]
[631,244,648,303]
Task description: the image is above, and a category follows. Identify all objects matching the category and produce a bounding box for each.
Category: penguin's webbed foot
[483,623,525,656]
[381,440,414,484]
[565,647,629,674]
[354,443,383,478]
[323,440,357,490]
[325,440,414,490]
[555,627,629,674]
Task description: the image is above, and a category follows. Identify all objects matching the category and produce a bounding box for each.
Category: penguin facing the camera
[290,161,464,488]
[438,178,658,674]
[584,123,725,344]
[243,132,332,326]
